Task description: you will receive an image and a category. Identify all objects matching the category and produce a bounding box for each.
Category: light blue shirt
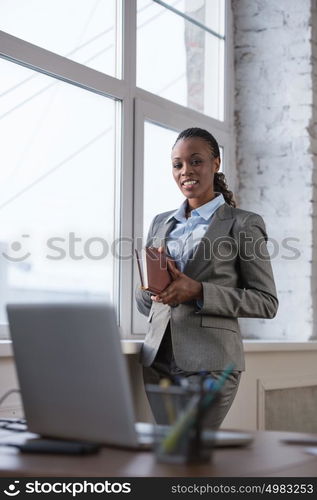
[166,193,225,272]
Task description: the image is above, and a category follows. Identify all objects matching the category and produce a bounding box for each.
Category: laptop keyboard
[0,418,28,432]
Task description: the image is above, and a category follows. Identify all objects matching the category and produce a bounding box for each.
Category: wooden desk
[0,430,316,477]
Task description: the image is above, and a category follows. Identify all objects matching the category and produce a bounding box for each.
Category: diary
[135,247,174,295]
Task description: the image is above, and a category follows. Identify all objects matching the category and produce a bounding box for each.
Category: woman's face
[171,137,220,207]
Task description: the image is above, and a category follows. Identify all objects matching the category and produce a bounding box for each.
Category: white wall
[232,0,316,341]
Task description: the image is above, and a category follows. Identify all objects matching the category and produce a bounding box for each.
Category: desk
[0,430,316,477]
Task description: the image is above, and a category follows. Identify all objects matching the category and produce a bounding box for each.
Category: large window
[0,0,232,338]
[0,59,120,327]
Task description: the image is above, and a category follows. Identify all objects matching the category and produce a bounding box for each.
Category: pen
[159,378,176,425]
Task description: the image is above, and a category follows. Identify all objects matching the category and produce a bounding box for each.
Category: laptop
[6,302,253,450]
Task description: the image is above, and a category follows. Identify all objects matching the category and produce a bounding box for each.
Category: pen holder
[145,383,218,465]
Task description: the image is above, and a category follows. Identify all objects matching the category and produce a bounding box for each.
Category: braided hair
[173,128,236,207]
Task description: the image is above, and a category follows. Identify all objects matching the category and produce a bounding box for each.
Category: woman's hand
[151,257,203,306]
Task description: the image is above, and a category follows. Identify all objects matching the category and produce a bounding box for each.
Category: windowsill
[1,339,317,358]
[0,339,144,358]
[242,340,317,352]
[0,340,14,358]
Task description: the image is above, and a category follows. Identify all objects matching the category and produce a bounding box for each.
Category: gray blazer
[135,203,278,372]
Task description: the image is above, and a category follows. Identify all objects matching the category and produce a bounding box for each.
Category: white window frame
[0,0,235,339]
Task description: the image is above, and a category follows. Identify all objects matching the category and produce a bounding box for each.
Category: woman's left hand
[151,259,203,306]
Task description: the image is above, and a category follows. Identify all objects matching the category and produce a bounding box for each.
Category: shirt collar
[166,193,225,223]
[166,199,187,223]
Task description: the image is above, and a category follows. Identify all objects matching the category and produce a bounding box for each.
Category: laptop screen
[7,302,140,447]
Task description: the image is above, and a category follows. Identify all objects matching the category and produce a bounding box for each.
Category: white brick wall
[232,0,315,339]
[310,0,317,338]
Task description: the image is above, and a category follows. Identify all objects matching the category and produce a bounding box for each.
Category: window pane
[0,0,122,78]
[160,0,225,36]
[143,122,183,239]
[0,59,120,324]
[137,0,225,120]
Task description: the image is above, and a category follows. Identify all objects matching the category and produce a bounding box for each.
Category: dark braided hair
[173,128,236,207]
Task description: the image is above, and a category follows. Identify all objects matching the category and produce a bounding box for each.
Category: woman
[135,127,278,429]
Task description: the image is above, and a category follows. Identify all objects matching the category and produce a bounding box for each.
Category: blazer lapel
[152,218,177,249]
[183,203,234,279]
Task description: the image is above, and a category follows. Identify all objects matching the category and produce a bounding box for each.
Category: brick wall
[232,0,316,339]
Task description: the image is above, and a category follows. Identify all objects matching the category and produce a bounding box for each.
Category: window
[0,0,122,77]
[0,0,232,339]
[137,0,225,119]
[143,122,181,236]
[0,59,120,328]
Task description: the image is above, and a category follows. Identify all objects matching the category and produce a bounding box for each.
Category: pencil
[159,378,176,424]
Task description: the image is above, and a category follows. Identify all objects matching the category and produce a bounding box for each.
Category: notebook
[6,302,253,450]
[135,247,175,295]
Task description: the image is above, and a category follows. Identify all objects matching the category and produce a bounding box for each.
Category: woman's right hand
[151,257,203,306]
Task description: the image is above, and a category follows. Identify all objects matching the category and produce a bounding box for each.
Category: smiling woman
[171,128,233,211]
[135,127,278,430]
